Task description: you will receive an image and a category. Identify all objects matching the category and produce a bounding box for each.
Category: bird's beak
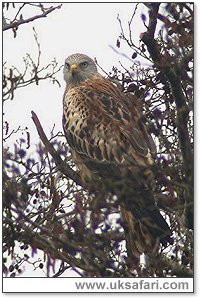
[70,64,79,76]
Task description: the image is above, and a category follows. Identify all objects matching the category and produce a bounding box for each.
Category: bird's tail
[120,203,173,259]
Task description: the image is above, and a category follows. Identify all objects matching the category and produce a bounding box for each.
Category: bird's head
[63,53,98,85]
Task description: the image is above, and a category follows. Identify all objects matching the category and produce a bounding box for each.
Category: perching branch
[31,111,82,187]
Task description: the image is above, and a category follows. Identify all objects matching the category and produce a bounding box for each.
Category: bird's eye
[65,62,70,69]
[80,61,88,68]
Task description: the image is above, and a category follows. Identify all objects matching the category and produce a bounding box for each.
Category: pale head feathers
[63,53,98,85]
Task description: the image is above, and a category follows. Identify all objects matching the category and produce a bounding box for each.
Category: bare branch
[141,5,193,229]
[145,3,160,37]
[3,4,62,31]
[31,111,82,187]
[3,29,62,102]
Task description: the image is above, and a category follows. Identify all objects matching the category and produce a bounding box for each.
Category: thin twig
[3,4,62,31]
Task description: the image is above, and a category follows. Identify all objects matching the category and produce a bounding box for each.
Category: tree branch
[141,5,193,228]
[158,254,193,278]
[31,111,82,187]
[145,3,160,38]
[3,4,62,31]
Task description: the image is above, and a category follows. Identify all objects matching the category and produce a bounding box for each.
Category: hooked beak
[70,63,78,76]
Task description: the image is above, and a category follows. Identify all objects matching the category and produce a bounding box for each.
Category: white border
[3,277,193,293]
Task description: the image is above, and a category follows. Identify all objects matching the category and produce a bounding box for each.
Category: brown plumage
[62,53,172,258]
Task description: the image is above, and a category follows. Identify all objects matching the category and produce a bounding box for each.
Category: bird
[62,53,172,258]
